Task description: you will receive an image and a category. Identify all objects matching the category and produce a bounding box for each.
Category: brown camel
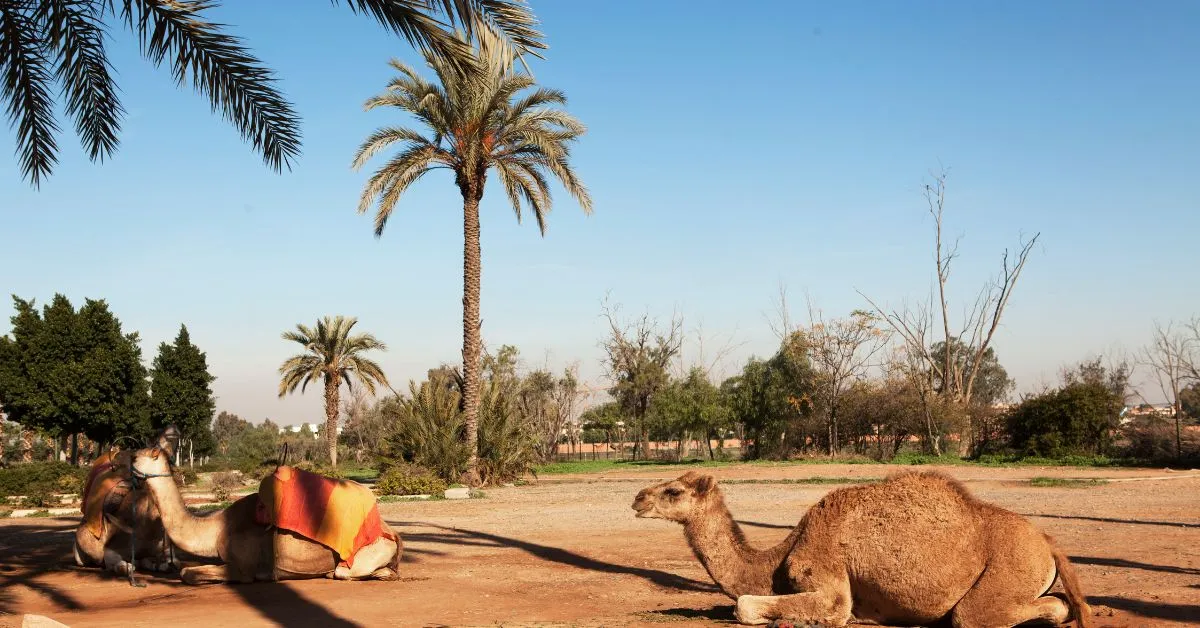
[632,470,1090,628]
[73,426,180,578]
[131,445,402,584]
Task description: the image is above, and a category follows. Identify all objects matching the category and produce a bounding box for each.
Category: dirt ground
[1,464,1197,627]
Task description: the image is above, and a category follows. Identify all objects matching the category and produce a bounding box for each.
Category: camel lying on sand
[131,445,402,584]
[74,426,180,578]
[633,470,1090,628]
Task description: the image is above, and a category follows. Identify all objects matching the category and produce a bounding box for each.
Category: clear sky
[2,1,1197,424]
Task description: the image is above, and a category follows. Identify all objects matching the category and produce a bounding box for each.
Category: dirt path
[2,465,1197,627]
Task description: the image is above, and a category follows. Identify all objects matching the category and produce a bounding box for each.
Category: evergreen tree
[150,325,217,466]
[0,295,150,462]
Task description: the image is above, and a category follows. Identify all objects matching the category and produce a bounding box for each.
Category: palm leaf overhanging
[0,0,544,187]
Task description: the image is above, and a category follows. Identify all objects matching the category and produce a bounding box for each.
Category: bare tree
[1140,320,1197,459]
[804,302,891,455]
[861,168,1039,455]
[599,297,683,460]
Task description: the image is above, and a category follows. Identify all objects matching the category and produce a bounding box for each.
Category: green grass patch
[26,510,53,518]
[340,467,380,482]
[0,508,12,518]
[1028,477,1107,488]
[188,501,232,513]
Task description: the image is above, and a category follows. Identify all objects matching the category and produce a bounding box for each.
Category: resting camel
[633,471,1090,628]
[74,426,180,579]
[131,444,402,584]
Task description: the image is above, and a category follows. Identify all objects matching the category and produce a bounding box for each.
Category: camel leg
[74,526,108,568]
[180,564,254,585]
[735,591,853,627]
[331,535,401,581]
[950,545,1069,627]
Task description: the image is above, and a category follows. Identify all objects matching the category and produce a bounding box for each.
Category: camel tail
[1046,533,1090,628]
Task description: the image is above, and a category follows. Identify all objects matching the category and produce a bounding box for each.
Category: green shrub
[175,468,199,487]
[211,472,242,502]
[0,462,88,497]
[22,483,59,508]
[376,463,447,496]
[0,508,12,518]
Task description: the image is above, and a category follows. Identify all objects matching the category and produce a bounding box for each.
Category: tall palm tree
[278,315,390,467]
[0,0,544,187]
[352,36,591,483]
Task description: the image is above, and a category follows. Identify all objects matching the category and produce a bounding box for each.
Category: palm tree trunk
[324,375,341,467]
[461,185,483,485]
[22,429,33,462]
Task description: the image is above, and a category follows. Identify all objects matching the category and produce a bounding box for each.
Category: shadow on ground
[393,520,718,593]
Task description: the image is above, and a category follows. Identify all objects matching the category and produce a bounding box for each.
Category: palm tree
[352,36,591,483]
[277,316,390,467]
[0,0,544,187]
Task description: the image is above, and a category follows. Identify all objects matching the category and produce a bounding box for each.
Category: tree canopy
[0,294,150,448]
[150,324,217,461]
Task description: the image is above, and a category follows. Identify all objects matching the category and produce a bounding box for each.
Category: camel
[632,470,1090,628]
[73,426,180,579]
[130,444,402,584]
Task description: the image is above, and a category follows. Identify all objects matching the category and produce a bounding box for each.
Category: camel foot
[369,567,399,581]
[736,596,775,625]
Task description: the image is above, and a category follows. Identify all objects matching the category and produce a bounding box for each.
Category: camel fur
[73,426,181,577]
[131,445,402,584]
[632,470,1090,628]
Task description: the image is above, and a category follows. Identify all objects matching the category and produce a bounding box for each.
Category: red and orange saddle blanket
[80,451,136,539]
[254,465,393,568]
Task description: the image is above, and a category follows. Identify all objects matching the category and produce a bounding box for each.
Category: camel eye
[664,487,683,497]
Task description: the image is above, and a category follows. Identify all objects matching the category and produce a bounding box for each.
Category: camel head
[131,443,174,480]
[154,424,181,460]
[632,471,718,523]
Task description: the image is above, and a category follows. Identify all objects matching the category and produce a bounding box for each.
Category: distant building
[277,422,343,439]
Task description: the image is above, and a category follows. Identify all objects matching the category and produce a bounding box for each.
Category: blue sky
[2,1,1197,423]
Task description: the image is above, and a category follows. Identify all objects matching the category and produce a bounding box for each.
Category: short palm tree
[278,315,390,466]
[0,0,543,187]
[352,36,591,483]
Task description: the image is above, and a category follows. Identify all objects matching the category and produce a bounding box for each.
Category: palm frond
[39,0,123,163]
[437,0,545,70]
[0,0,61,187]
[351,126,434,170]
[119,0,301,172]
[359,143,441,233]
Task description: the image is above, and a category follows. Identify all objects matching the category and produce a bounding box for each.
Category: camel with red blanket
[74,425,180,577]
[131,445,401,584]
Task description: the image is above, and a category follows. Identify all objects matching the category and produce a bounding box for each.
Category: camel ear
[694,474,715,496]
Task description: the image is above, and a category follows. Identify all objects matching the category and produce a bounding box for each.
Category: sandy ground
[1,464,1197,627]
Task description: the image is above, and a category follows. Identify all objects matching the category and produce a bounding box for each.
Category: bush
[376,463,447,496]
[174,467,199,487]
[22,483,59,508]
[0,462,88,497]
[1005,382,1122,457]
[291,460,346,480]
[211,471,242,502]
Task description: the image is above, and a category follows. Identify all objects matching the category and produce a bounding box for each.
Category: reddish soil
[1,464,1197,627]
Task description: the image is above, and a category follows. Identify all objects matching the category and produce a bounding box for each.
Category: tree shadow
[226,581,361,628]
[1021,512,1200,529]
[736,519,794,530]
[0,519,88,615]
[1069,555,1200,576]
[1089,595,1200,621]
[393,520,718,593]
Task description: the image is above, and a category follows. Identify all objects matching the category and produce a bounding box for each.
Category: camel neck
[683,492,795,598]
[145,475,224,558]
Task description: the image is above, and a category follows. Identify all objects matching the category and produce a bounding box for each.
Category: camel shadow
[393,520,718,594]
[641,605,737,622]
[1069,555,1200,576]
[1089,595,1200,621]
[1021,512,1200,529]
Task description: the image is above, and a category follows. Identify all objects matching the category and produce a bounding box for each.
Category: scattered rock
[23,615,70,628]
